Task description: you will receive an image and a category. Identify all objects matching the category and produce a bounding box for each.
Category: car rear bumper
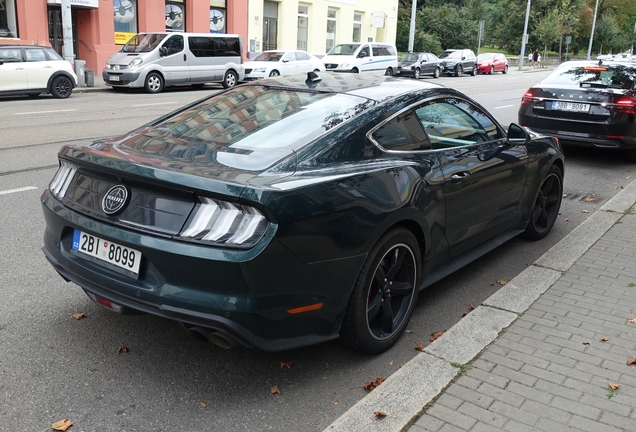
[41,190,364,351]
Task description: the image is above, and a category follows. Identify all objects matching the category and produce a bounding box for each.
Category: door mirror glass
[507,123,530,145]
[159,47,168,57]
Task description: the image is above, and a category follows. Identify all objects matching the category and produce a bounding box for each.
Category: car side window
[372,110,432,151]
[297,52,310,61]
[283,52,297,62]
[164,35,184,55]
[25,49,47,62]
[0,49,22,63]
[414,98,502,149]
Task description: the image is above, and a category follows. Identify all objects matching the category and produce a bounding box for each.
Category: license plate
[109,75,120,82]
[72,229,141,275]
[552,101,590,112]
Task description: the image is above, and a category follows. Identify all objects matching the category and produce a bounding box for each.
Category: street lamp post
[518,0,531,71]
[408,0,417,53]
[586,0,600,60]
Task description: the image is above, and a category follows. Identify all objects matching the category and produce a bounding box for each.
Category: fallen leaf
[463,303,476,317]
[584,196,596,202]
[363,376,385,392]
[389,360,394,366]
[601,247,607,251]
[199,402,206,408]
[496,279,507,285]
[72,312,85,320]
[627,358,636,366]
[52,419,73,431]
[564,218,570,222]
[581,210,589,214]
[582,341,590,345]
[415,342,424,351]
[270,385,281,394]
[627,176,632,179]
[430,331,445,342]
[118,345,128,354]
[279,361,293,369]
[629,317,636,324]
[374,411,388,419]
[609,382,620,390]
[405,330,413,334]
[333,400,339,405]
[600,337,609,342]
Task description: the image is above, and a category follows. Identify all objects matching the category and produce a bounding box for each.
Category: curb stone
[324,179,636,432]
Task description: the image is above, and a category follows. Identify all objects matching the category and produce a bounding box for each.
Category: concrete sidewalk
[326,182,636,431]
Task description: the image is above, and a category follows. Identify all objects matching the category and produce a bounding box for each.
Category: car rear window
[126,86,375,153]
[541,64,636,89]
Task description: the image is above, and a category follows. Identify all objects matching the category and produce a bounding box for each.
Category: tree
[594,14,620,54]
[535,9,561,61]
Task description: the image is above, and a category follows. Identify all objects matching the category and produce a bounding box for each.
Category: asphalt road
[1,71,634,432]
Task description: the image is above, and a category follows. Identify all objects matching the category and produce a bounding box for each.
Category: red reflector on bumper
[94,295,113,309]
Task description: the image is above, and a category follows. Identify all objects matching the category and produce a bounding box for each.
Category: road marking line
[0,186,38,195]
[131,102,178,107]
[15,109,77,115]
[494,105,515,110]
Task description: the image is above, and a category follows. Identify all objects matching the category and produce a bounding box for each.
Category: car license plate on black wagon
[552,101,590,112]
[72,229,141,275]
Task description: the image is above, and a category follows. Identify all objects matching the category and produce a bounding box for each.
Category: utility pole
[518,0,531,71]
[408,0,417,52]
[61,0,74,63]
[586,0,600,60]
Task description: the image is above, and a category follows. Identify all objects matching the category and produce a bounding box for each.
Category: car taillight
[613,98,636,114]
[49,160,78,199]
[178,196,269,248]
[521,91,536,105]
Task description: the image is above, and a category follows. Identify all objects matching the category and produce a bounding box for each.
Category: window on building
[326,8,337,54]
[353,12,362,43]
[114,0,137,45]
[165,1,185,32]
[0,0,18,38]
[210,1,226,34]
[297,4,309,50]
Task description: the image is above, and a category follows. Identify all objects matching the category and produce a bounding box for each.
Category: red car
[477,53,508,74]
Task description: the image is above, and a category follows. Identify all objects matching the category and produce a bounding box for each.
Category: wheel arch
[47,71,77,91]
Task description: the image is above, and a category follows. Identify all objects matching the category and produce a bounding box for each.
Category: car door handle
[183,54,186,61]
[15,67,24,70]
[450,172,471,180]
[44,65,52,68]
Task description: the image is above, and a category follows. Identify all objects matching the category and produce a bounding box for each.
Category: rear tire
[340,228,420,354]
[503,65,509,74]
[521,165,563,240]
[222,70,238,88]
[50,76,73,98]
[385,67,393,76]
[144,72,164,94]
[471,64,477,76]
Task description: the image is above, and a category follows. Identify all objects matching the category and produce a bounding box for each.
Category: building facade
[247,0,399,57]
[0,0,248,74]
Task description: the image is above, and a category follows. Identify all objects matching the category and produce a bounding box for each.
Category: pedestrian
[528,52,532,65]
[533,48,539,66]
[537,53,542,68]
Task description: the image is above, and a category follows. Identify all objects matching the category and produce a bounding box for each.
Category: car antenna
[306,71,322,85]
[598,59,603,66]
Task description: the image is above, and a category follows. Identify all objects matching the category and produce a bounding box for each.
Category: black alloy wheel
[522,165,563,240]
[222,70,238,88]
[414,68,421,79]
[269,70,280,77]
[433,67,440,78]
[340,228,420,354]
[455,64,463,77]
[385,67,393,76]
[51,76,73,98]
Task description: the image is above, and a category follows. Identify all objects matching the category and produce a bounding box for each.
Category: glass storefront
[0,0,18,38]
[210,0,226,34]
[114,0,137,44]
[165,1,185,32]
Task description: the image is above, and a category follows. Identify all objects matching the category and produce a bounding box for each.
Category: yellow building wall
[247,0,398,56]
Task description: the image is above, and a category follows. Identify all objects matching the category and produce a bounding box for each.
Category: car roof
[1,45,51,49]
[242,72,442,101]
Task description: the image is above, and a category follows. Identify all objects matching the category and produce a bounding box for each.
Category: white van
[321,42,398,75]
[103,32,244,93]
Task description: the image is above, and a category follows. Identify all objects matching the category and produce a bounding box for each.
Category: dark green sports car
[42,73,564,354]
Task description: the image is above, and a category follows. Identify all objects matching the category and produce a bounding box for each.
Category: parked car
[439,49,477,76]
[477,53,509,74]
[0,45,77,98]
[244,50,325,80]
[42,72,563,354]
[396,52,442,79]
[103,32,244,93]
[519,60,636,161]
[322,42,397,75]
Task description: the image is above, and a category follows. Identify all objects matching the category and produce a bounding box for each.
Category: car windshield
[478,54,495,60]
[252,52,284,62]
[122,33,167,53]
[440,51,462,59]
[541,64,636,90]
[122,86,376,159]
[399,53,419,62]
[327,44,360,55]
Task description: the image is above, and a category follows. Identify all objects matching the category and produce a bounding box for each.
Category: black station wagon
[42,73,564,354]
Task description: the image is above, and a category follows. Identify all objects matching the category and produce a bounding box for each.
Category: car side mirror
[462,56,466,60]
[0,59,3,66]
[159,47,168,57]
[358,52,367,58]
[507,123,530,145]
[282,58,289,63]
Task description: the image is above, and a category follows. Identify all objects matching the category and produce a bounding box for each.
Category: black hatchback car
[396,52,442,79]
[42,73,564,354]
[519,61,636,160]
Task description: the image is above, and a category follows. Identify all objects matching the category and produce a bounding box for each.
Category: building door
[262,1,277,51]
[48,7,79,59]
